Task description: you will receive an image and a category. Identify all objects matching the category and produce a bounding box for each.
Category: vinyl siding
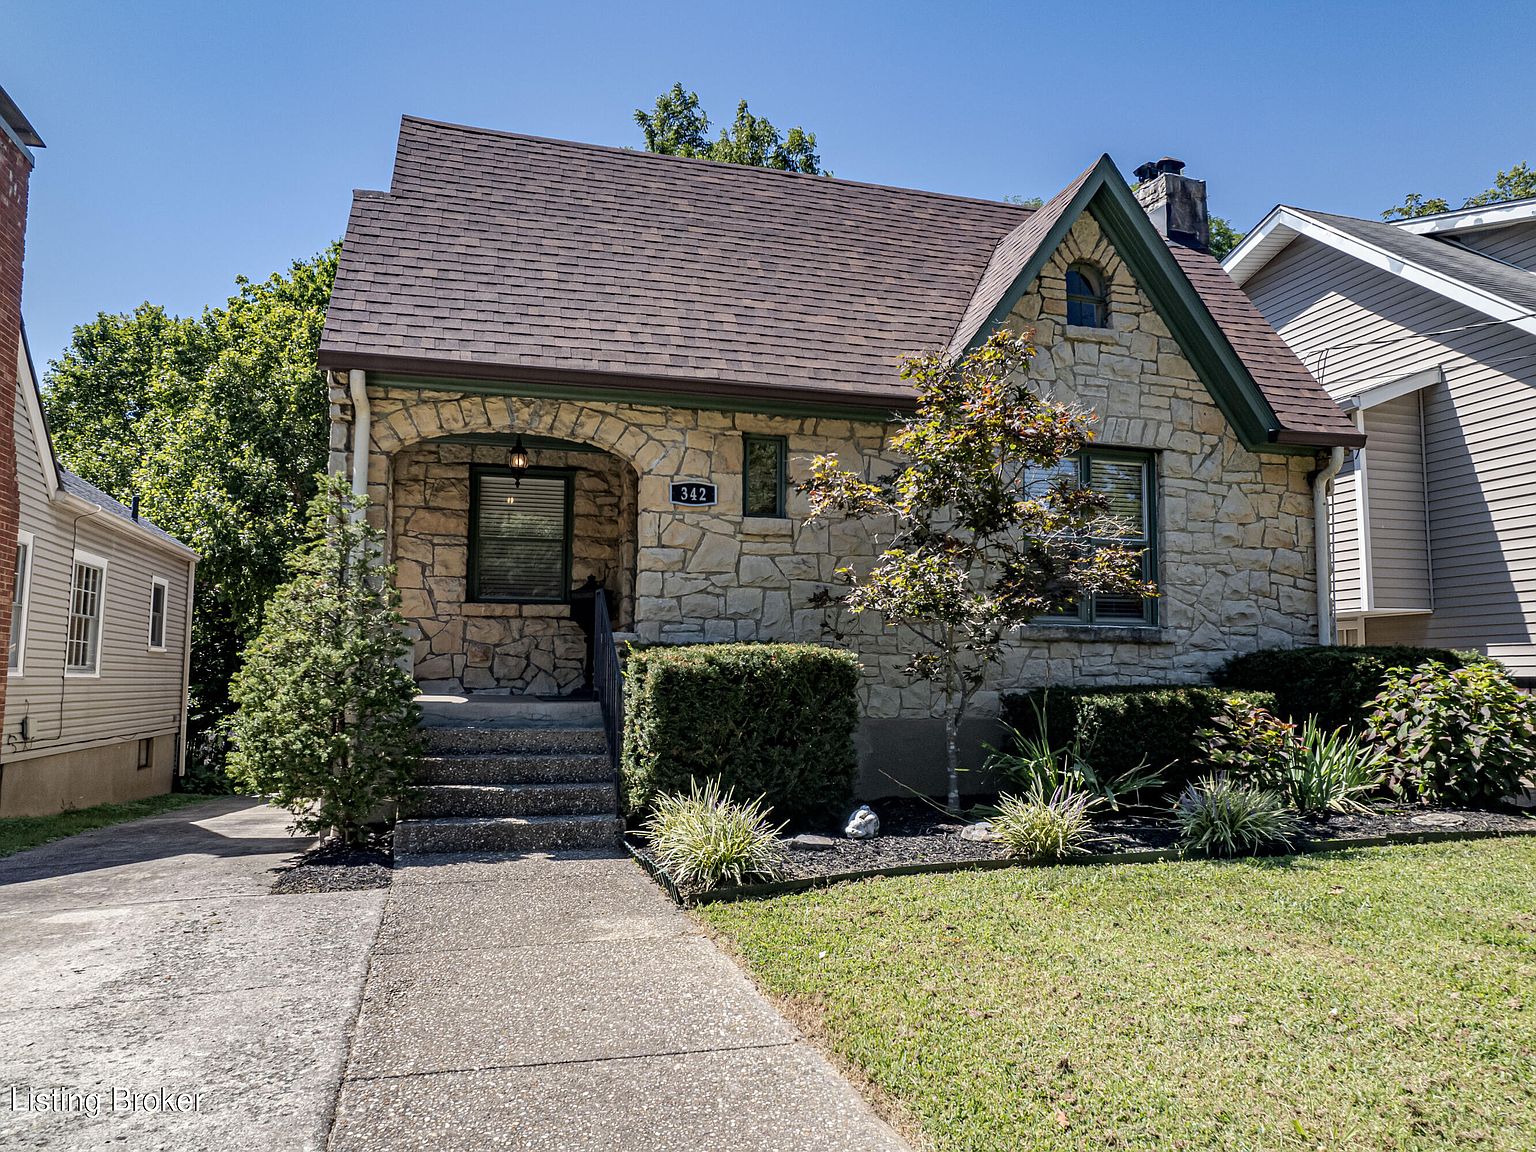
[1361,392,1431,611]
[7,373,194,762]
[1330,456,1362,614]
[1245,235,1536,671]
[1457,221,1536,272]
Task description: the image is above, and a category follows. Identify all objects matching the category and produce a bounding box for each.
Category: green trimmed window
[744,435,787,517]
[469,468,573,602]
[1029,449,1157,626]
[1066,262,1109,328]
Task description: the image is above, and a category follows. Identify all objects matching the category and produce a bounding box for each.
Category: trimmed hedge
[999,686,1278,796]
[1214,645,1493,731]
[621,643,861,825]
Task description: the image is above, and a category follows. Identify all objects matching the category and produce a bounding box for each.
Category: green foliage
[985,706,1161,811]
[1175,775,1299,858]
[621,643,860,824]
[226,476,420,845]
[1207,215,1245,260]
[1204,699,1386,814]
[43,247,339,741]
[1383,162,1535,219]
[640,778,786,892]
[1000,686,1275,797]
[1004,194,1044,208]
[991,785,1097,860]
[1213,644,1492,730]
[1364,660,1536,806]
[805,330,1152,811]
[634,83,824,174]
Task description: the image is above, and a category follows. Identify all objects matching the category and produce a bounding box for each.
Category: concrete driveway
[1,799,907,1151]
[0,798,385,1151]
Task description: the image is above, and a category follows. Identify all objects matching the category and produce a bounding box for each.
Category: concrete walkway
[0,797,386,1151]
[328,851,911,1151]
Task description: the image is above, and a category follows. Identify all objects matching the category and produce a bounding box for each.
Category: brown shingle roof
[321,116,1358,446]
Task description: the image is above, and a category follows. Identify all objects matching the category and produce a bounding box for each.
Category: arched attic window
[1066,262,1109,328]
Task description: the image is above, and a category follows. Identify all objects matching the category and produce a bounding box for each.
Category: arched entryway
[388,432,638,696]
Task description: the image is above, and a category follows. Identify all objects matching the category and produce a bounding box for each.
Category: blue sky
[7,0,1534,368]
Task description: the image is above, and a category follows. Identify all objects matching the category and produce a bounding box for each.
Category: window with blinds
[470,471,572,602]
[1023,450,1156,626]
[67,558,106,674]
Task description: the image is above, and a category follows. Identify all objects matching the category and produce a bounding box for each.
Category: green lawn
[0,793,209,858]
[699,839,1536,1151]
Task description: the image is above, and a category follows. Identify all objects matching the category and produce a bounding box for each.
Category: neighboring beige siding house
[1227,197,1536,674]
[319,120,1360,795]
[1,334,197,816]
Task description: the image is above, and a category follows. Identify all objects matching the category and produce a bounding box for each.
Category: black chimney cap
[1134,157,1185,183]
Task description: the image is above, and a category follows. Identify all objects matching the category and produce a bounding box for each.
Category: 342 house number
[669,482,717,506]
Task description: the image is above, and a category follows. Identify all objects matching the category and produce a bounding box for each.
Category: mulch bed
[771,798,1534,880]
[627,798,1536,904]
[271,839,393,894]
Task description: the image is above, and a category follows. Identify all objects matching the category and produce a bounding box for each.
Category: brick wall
[0,129,33,734]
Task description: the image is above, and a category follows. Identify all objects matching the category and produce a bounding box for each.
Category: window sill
[741,516,794,537]
[1020,623,1169,644]
[1063,324,1122,344]
[462,602,571,618]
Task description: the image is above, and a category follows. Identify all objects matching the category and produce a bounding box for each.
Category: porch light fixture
[508,435,530,487]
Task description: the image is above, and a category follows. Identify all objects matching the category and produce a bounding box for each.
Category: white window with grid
[66,551,108,676]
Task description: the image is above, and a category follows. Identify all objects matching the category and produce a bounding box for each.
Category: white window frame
[147,576,169,652]
[9,531,34,677]
[65,549,110,678]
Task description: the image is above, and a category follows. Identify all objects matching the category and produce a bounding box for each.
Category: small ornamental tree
[227,474,420,843]
[803,330,1153,812]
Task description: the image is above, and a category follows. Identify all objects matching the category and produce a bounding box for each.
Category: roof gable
[949,156,1359,450]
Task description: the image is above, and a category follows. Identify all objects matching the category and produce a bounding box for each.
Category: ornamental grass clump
[1285,718,1387,815]
[1176,775,1300,858]
[641,779,787,892]
[991,785,1098,860]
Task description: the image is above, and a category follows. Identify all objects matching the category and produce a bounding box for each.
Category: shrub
[991,785,1098,860]
[640,779,786,891]
[986,701,1162,810]
[226,476,420,844]
[999,687,1277,797]
[1175,775,1300,858]
[1215,645,1493,730]
[1203,699,1388,814]
[621,643,860,824]
[1364,660,1536,805]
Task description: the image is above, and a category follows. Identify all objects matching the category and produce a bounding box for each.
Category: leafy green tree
[1383,162,1535,219]
[226,475,419,844]
[635,83,824,174]
[1208,215,1245,260]
[44,247,338,742]
[803,330,1153,812]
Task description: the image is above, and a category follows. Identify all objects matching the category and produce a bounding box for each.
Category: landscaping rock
[786,834,838,852]
[1409,812,1467,828]
[959,821,999,843]
[844,805,880,839]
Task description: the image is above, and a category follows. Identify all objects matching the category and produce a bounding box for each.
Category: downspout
[177,557,197,778]
[348,368,370,510]
[1311,446,1347,645]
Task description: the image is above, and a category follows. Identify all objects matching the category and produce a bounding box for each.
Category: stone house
[319,119,1361,794]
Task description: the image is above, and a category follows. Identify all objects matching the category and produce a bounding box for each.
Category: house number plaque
[669,481,717,507]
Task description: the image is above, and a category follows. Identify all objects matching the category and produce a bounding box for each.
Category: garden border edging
[626,824,1536,908]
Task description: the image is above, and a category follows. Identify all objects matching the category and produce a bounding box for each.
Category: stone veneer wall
[390,440,637,695]
[337,210,1320,722]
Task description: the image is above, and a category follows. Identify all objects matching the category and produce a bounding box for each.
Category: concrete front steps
[395,695,622,854]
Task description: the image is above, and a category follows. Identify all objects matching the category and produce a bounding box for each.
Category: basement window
[137,737,153,771]
[470,468,573,603]
[1066,263,1109,328]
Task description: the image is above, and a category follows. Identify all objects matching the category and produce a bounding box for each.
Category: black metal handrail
[591,589,624,804]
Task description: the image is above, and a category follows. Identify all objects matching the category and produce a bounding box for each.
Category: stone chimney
[1133,157,1208,253]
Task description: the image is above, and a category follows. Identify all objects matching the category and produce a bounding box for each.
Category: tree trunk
[944,699,962,815]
